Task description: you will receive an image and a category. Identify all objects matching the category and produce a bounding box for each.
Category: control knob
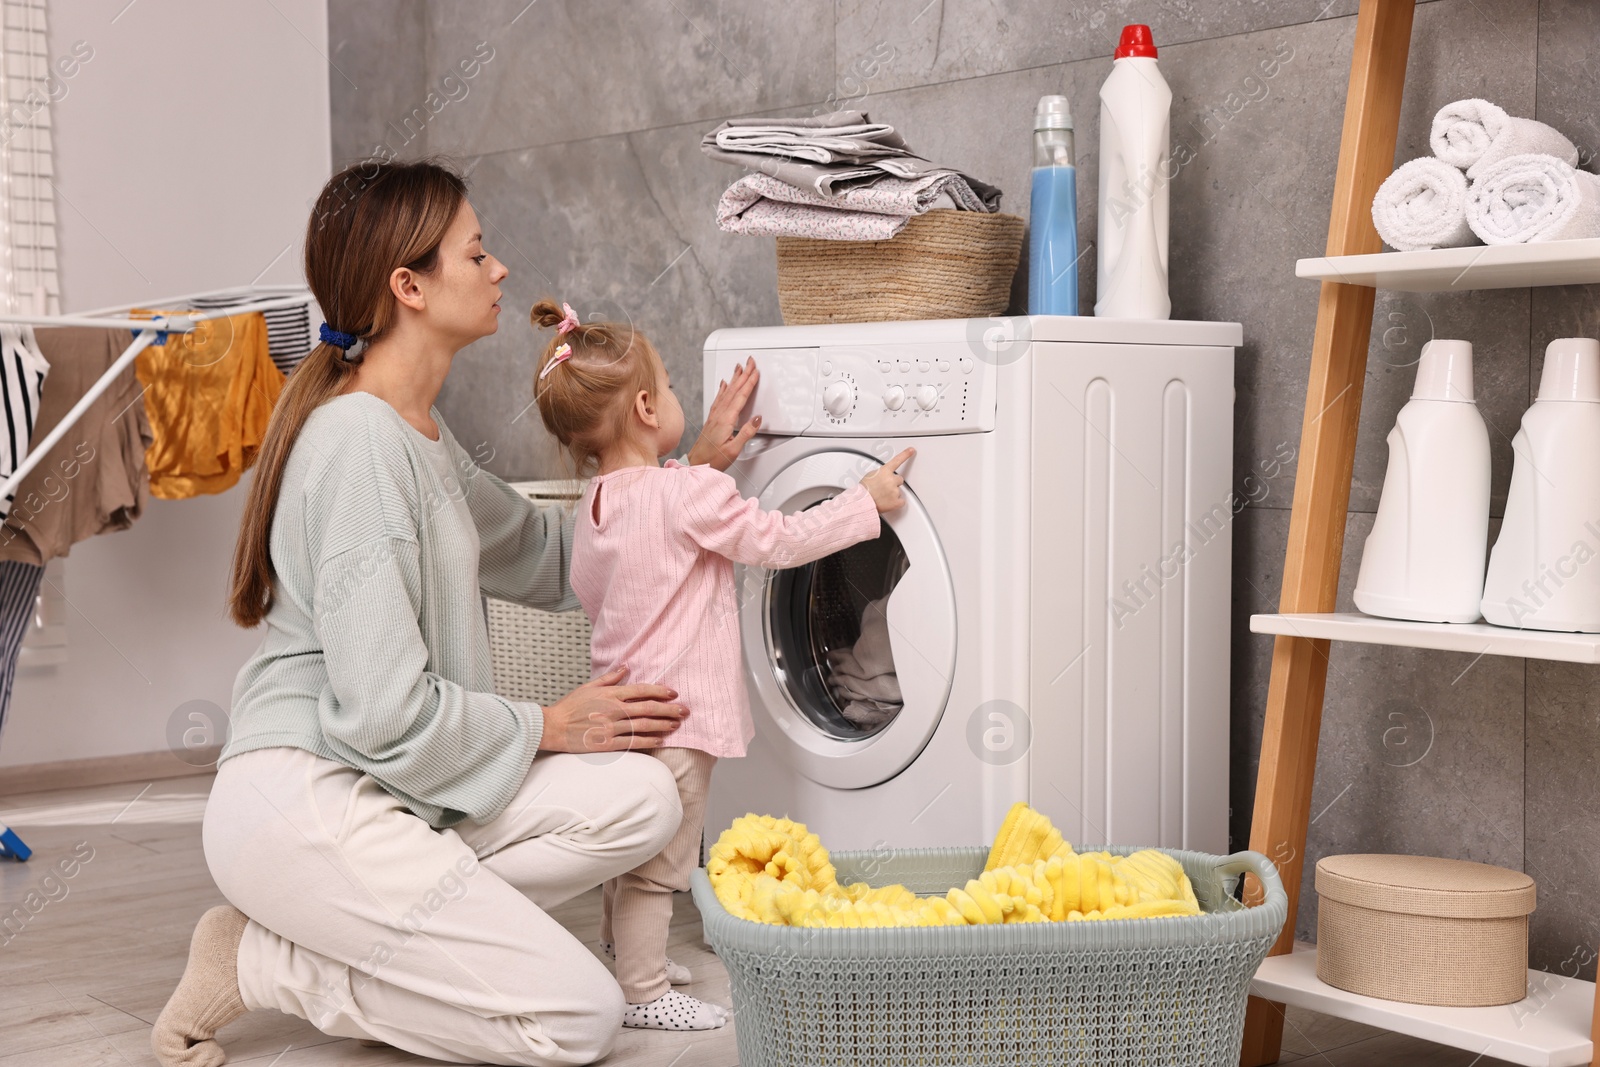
[823,379,856,418]
[914,385,939,410]
[883,385,906,411]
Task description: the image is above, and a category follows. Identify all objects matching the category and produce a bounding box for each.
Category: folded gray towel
[702,109,1002,209]
[718,172,986,240]
[711,114,913,165]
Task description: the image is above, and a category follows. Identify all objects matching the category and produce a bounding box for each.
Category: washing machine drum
[740,450,957,789]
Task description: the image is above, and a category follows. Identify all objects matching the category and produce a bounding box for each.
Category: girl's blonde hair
[531,299,660,476]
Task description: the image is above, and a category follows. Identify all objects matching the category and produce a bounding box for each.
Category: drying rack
[1241,2,1600,1065]
[0,283,315,861]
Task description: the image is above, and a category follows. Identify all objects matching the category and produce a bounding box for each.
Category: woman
[151,159,761,1067]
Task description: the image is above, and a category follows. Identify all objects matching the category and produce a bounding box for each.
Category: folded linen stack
[702,110,1002,241]
[1372,99,1596,250]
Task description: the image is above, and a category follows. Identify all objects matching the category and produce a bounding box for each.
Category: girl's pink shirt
[570,459,880,757]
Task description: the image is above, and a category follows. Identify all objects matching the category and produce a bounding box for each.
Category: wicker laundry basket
[486,480,592,706]
[776,209,1025,325]
[691,844,1287,1067]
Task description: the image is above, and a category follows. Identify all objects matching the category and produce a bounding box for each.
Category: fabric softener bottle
[1028,95,1079,315]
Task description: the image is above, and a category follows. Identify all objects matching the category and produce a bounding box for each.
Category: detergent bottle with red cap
[1096,24,1172,319]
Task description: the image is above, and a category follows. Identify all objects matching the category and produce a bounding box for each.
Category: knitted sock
[150,906,250,1067]
[621,990,729,1031]
[598,939,691,985]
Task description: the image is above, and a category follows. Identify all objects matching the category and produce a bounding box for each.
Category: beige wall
[0,0,330,768]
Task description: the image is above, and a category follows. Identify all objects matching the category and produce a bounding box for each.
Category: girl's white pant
[202,745,682,1066]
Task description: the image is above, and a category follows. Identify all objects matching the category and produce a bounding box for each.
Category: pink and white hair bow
[555,302,580,335]
[539,342,572,380]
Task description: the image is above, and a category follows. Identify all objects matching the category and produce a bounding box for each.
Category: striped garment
[0,559,42,740]
[189,291,312,377]
[571,460,881,758]
[0,325,48,521]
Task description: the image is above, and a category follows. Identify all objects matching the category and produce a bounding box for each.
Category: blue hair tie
[319,322,358,350]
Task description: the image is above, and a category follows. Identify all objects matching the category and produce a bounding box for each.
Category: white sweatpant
[201,745,682,1066]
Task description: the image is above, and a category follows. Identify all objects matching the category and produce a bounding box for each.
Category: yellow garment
[134,310,283,499]
[706,804,1201,928]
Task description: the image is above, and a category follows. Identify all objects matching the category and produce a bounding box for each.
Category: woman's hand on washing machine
[862,448,916,513]
[688,357,762,471]
[536,667,689,752]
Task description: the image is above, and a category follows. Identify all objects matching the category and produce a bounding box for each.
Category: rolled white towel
[1430,99,1579,180]
[1466,153,1600,245]
[1371,157,1476,251]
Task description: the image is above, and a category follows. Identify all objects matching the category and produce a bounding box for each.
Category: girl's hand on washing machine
[688,357,762,471]
[862,448,915,513]
[537,667,689,752]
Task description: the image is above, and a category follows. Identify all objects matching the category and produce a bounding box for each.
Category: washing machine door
[740,450,957,788]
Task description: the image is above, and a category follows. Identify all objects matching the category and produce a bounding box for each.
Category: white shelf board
[1250,612,1600,664]
[1296,238,1600,291]
[1253,945,1593,1067]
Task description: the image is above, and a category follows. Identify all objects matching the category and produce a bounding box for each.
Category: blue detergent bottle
[1028,95,1079,315]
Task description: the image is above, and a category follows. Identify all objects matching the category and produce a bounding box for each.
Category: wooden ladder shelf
[1239,2,1600,1065]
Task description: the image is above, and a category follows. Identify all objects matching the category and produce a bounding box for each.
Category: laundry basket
[691,844,1287,1067]
[775,209,1024,325]
[485,480,592,706]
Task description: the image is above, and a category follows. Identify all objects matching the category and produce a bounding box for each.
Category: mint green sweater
[221,391,578,828]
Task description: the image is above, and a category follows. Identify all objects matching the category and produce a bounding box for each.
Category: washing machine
[701,315,1241,857]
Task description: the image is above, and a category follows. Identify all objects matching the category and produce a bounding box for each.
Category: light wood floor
[1,775,1518,1066]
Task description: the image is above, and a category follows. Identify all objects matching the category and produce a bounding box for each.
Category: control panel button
[821,360,833,377]
[823,379,856,418]
[877,359,893,373]
[896,360,912,373]
[883,385,905,411]
[916,359,931,373]
[936,359,951,372]
[959,356,975,374]
[914,385,939,410]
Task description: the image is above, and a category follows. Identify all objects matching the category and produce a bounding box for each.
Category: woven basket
[692,844,1287,1067]
[485,480,593,706]
[1315,853,1535,1006]
[775,209,1024,325]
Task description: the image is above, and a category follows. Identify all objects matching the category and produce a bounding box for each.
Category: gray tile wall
[328,0,1600,975]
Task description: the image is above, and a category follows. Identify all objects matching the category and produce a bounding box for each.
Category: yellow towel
[707,805,1201,928]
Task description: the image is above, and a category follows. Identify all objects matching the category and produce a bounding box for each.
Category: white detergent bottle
[1482,338,1600,632]
[1095,24,1171,320]
[1353,340,1490,623]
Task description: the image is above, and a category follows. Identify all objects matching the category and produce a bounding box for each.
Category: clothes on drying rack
[0,560,42,741]
[188,291,313,377]
[0,325,50,522]
[134,310,284,500]
[0,327,153,566]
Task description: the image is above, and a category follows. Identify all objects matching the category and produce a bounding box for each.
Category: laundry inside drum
[768,514,908,740]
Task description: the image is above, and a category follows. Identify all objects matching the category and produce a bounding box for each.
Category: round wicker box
[1315,853,1535,1006]
[775,209,1024,325]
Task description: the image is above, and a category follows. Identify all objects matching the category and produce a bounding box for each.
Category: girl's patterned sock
[621,990,729,1031]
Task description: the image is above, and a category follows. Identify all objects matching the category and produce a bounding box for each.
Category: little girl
[530,298,912,1031]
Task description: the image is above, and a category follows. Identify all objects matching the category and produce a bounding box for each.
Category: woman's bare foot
[150,905,250,1066]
